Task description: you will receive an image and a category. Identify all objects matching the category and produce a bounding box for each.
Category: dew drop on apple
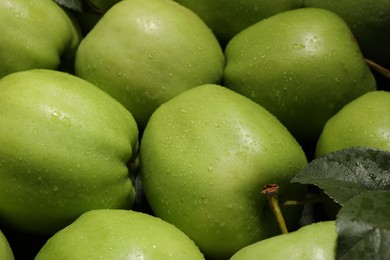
[134,253,146,260]
[292,43,305,50]
[250,89,256,98]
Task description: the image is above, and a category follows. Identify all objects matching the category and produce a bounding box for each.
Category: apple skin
[35,209,205,259]
[230,221,336,260]
[223,8,376,148]
[0,229,14,260]
[0,69,139,235]
[0,0,81,78]
[140,84,308,259]
[304,0,390,67]
[316,90,390,157]
[75,0,225,129]
[172,0,302,46]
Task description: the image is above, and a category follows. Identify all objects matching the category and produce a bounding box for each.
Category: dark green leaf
[291,147,390,205]
[336,190,390,260]
[83,0,120,14]
[54,0,84,12]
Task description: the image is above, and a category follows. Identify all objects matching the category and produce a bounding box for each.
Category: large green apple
[75,0,225,129]
[0,229,14,260]
[0,0,81,78]
[316,90,390,157]
[0,69,139,235]
[223,8,376,148]
[172,0,302,46]
[35,209,205,259]
[304,0,390,67]
[140,84,308,259]
[230,221,336,260]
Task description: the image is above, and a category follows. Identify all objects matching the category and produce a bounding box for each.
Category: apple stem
[262,184,288,234]
[365,58,390,79]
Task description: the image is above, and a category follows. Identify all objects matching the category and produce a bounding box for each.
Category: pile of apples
[1,0,389,259]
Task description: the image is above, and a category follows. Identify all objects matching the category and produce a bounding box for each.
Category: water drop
[292,43,305,50]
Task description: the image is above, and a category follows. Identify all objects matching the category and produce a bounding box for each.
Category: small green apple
[0,0,81,78]
[35,209,205,259]
[172,0,302,46]
[304,0,390,67]
[75,0,225,129]
[230,221,337,260]
[0,69,139,235]
[315,90,390,217]
[140,84,308,259]
[0,229,14,260]
[223,7,376,148]
[316,90,390,157]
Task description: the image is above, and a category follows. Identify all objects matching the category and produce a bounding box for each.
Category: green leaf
[83,0,120,14]
[291,147,390,205]
[336,190,390,259]
[54,0,84,12]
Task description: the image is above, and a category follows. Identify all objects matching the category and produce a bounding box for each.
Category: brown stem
[365,59,390,79]
[262,184,288,234]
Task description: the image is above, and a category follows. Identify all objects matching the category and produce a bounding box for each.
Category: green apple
[140,84,308,259]
[316,90,390,158]
[0,0,81,78]
[223,7,376,148]
[230,221,336,260]
[0,69,139,235]
[75,0,225,129]
[172,0,303,46]
[304,0,390,67]
[35,209,205,259]
[0,229,14,260]
[315,90,390,217]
